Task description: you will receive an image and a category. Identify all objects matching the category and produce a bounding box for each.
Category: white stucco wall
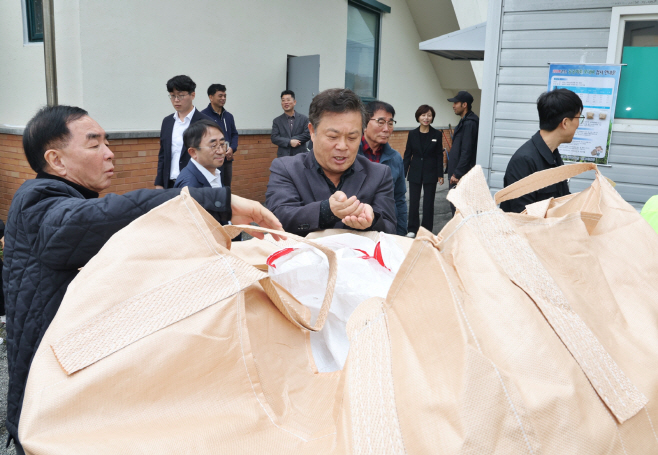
[1,0,462,131]
[450,0,488,88]
[0,0,47,127]
[379,0,456,127]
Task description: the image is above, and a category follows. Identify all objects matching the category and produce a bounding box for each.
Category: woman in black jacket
[403,105,446,237]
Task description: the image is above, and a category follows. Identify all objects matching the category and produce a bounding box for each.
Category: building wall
[480,0,658,209]
[1,0,461,131]
[0,130,417,221]
[0,1,47,126]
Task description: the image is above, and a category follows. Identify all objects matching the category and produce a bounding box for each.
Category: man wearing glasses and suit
[500,88,583,213]
[271,90,311,157]
[155,75,211,189]
[174,120,228,190]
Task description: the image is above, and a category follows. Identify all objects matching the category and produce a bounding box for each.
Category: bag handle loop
[495,163,598,205]
[225,224,338,333]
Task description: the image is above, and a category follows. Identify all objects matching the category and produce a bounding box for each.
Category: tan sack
[20,166,658,454]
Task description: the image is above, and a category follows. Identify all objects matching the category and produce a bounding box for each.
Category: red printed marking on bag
[266,248,296,269]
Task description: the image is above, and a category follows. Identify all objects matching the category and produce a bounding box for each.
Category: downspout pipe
[43,0,58,106]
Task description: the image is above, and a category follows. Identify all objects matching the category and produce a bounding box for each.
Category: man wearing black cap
[446,91,479,215]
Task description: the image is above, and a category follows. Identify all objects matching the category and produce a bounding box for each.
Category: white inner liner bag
[267,233,405,372]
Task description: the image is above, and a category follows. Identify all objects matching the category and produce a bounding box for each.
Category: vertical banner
[548,64,622,165]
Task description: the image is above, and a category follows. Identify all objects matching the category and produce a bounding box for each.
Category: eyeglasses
[572,115,586,124]
[198,141,227,152]
[168,93,190,101]
[370,118,397,128]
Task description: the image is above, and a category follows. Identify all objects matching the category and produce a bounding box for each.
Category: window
[615,21,658,120]
[345,2,381,101]
[25,0,44,43]
[608,6,658,130]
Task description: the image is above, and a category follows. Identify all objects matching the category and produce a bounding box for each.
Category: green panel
[26,0,44,42]
[351,0,391,14]
[616,47,658,120]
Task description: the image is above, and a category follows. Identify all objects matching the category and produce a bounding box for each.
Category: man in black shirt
[500,88,584,213]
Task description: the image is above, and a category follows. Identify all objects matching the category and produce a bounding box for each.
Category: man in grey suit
[271,90,311,157]
[266,88,396,236]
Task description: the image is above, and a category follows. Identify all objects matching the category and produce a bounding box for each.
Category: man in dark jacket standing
[500,89,582,213]
[2,106,283,454]
[446,91,479,215]
[201,84,238,187]
[271,90,311,157]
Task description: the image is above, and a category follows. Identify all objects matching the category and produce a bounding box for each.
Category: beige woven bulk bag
[19,166,658,454]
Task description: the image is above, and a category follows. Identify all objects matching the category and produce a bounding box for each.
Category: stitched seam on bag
[604,410,629,455]
[348,305,406,454]
[236,293,337,442]
[385,241,424,305]
[448,170,647,423]
[52,256,264,374]
[645,407,658,445]
[437,249,535,454]
[383,313,408,455]
[182,194,241,292]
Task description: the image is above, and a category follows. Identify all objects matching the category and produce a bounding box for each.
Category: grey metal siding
[486,1,658,208]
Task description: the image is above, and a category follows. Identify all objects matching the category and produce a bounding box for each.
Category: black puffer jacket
[2,173,231,444]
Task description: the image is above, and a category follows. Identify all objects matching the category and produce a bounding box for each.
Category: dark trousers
[408,181,438,234]
[222,159,233,188]
[449,183,458,216]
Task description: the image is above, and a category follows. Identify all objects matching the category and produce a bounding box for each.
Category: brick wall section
[1,130,452,222]
[0,134,36,221]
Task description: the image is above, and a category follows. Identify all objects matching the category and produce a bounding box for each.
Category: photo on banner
[547,64,622,165]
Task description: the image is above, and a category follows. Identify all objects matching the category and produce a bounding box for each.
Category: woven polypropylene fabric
[346,298,406,455]
[448,166,647,423]
[52,255,267,375]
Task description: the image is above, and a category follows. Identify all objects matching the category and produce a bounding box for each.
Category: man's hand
[230,194,286,240]
[155,185,164,190]
[438,177,444,185]
[450,175,459,186]
[290,139,301,148]
[226,147,234,160]
[329,191,363,219]
[342,203,374,230]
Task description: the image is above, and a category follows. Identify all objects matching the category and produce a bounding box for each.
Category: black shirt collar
[310,153,355,192]
[36,171,99,199]
[532,131,561,166]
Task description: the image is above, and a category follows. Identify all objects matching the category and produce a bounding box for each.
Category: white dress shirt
[190,158,223,188]
[170,107,196,180]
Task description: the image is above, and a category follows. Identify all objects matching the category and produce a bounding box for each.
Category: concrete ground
[0,326,15,455]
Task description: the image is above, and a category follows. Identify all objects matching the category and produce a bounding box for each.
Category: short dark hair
[365,101,395,119]
[414,104,436,123]
[166,75,196,94]
[281,90,295,99]
[183,119,225,150]
[22,105,88,172]
[207,84,227,96]
[537,89,584,131]
[308,88,366,130]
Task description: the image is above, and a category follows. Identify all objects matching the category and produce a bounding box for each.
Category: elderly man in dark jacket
[2,106,283,453]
